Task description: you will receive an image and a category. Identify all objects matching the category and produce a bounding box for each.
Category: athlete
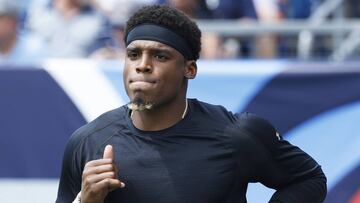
[56,5,327,203]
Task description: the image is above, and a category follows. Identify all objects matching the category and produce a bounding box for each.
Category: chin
[127,97,155,111]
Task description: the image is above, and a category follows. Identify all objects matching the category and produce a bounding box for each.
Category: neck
[130,98,188,131]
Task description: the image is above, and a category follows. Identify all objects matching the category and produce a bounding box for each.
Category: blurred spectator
[344,0,360,18]
[252,0,281,58]
[158,0,213,19]
[213,0,257,19]
[27,0,113,58]
[278,0,324,19]
[90,0,156,59]
[211,0,258,58]
[160,0,220,58]
[0,0,46,65]
[278,0,312,19]
[277,0,326,58]
[92,0,155,26]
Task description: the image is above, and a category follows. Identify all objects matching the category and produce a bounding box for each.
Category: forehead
[126,40,177,52]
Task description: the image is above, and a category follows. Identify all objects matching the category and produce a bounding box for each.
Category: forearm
[269,171,327,203]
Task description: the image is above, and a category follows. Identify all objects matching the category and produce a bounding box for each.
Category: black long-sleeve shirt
[56,99,327,202]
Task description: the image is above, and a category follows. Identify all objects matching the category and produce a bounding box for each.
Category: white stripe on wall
[44,59,124,122]
[0,179,59,203]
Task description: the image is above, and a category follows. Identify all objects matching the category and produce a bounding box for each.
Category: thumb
[103,145,114,159]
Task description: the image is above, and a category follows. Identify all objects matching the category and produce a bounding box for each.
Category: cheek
[123,65,131,94]
[123,65,128,80]
[123,59,134,80]
[160,71,185,93]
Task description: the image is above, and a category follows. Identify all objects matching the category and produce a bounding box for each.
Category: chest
[106,133,237,202]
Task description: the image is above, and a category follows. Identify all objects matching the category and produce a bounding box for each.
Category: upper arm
[236,113,326,189]
[56,132,83,203]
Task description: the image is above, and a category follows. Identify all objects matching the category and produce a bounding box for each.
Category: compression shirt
[56,99,326,203]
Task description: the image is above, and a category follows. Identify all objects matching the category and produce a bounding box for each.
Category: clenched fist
[80,145,125,203]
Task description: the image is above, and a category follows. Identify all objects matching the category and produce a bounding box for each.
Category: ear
[184,60,197,79]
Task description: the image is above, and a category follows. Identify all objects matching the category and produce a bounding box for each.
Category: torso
[73,99,253,202]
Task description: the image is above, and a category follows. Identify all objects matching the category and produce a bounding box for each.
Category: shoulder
[189,99,237,122]
[236,112,278,135]
[235,112,281,151]
[67,106,127,148]
[59,106,128,179]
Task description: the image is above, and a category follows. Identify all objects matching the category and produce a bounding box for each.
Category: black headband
[125,24,194,60]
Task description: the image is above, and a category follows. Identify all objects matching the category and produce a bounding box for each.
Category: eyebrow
[126,46,173,54]
[126,47,140,52]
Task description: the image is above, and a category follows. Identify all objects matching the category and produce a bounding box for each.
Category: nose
[136,55,153,73]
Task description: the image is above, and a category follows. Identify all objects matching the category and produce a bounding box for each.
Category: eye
[127,51,139,60]
[154,53,169,61]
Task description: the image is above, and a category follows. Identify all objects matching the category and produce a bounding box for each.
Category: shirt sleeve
[236,112,327,203]
[55,131,83,203]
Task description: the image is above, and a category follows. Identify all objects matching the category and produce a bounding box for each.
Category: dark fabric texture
[56,99,326,203]
[126,24,193,60]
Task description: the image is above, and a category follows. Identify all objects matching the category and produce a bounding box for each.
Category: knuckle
[104,178,111,185]
[88,187,98,196]
[82,169,93,180]
[109,171,115,176]
[83,177,92,185]
[81,174,86,182]
[85,160,94,167]
[82,169,90,176]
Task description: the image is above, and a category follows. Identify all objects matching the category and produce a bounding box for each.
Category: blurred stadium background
[0,0,359,202]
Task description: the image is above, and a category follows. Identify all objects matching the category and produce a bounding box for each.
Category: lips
[128,77,157,90]
[129,77,157,83]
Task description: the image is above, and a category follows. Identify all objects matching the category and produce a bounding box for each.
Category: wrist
[72,191,81,203]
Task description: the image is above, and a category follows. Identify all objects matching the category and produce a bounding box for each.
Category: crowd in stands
[0,0,358,64]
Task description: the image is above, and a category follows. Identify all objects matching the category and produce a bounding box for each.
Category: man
[27,0,112,58]
[0,0,46,64]
[56,5,327,203]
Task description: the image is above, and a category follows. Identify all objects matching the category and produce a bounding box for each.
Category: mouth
[129,76,157,83]
[129,78,157,90]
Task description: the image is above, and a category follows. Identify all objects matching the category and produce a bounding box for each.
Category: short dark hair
[124,5,202,61]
